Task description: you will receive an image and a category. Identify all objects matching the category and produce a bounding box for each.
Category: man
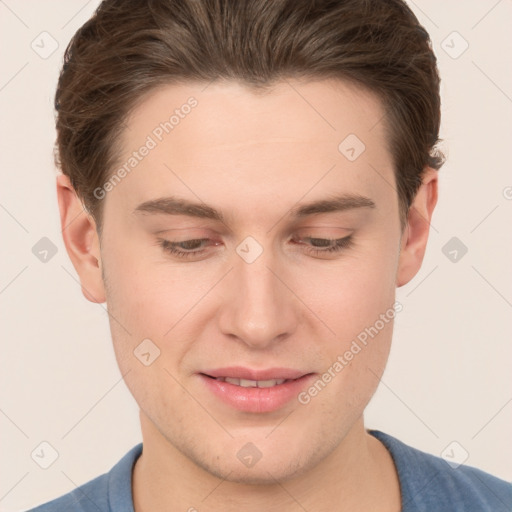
[29,0,512,510]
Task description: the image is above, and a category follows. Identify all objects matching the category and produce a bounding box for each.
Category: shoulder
[25,474,110,512]
[370,430,512,512]
[25,443,143,512]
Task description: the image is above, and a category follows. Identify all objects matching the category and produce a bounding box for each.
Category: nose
[217,247,298,349]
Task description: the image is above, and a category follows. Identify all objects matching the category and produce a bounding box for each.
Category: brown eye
[157,238,217,259]
[292,235,353,255]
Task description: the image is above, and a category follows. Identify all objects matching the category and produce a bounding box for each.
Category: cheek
[101,239,223,379]
[298,239,398,336]
[295,236,398,394]
[102,240,183,328]
[103,222,399,354]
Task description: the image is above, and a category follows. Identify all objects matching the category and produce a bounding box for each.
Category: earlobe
[396,167,438,287]
[57,174,106,303]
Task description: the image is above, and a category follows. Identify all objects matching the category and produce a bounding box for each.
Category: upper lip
[201,367,310,381]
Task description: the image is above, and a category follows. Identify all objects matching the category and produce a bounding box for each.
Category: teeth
[239,378,258,387]
[257,379,285,388]
[217,377,287,387]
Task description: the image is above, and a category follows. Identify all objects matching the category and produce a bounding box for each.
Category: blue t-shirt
[27,430,512,511]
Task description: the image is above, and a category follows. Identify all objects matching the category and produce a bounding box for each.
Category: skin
[57,78,438,511]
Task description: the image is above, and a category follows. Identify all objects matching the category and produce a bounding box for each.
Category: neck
[132,413,400,512]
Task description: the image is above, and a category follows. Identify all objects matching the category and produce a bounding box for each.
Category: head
[56,0,443,483]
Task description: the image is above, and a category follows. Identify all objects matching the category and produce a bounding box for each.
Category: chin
[202,454,310,485]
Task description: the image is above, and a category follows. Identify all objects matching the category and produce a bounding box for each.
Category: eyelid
[291,233,353,251]
[156,232,354,260]
[153,226,218,236]
[292,227,354,244]
[294,225,353,233]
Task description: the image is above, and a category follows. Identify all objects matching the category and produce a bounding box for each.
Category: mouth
[202,375,292,388]
[198,367,315,413]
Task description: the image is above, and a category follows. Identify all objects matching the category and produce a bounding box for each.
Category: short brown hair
[54,0,445,231]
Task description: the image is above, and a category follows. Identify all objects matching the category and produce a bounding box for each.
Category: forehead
[108,78,395,223]
[123,78,388,151]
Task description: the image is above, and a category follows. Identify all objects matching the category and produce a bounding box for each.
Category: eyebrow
[133,193,376,222]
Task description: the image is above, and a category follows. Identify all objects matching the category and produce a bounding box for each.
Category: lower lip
[199,374,315,413]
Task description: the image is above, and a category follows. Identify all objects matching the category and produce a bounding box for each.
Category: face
[96,78,404,483]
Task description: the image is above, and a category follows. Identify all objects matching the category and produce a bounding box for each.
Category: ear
[396,167,438,287]
[57,174,106,303]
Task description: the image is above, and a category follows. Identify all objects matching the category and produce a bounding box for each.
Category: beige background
[1,1,511,510]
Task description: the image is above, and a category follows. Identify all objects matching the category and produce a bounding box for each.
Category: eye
[157,237,218,259]
[292,235,353,256]
[156,234,354,260]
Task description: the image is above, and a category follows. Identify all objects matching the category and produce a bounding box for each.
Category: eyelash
[156,235,353,260]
